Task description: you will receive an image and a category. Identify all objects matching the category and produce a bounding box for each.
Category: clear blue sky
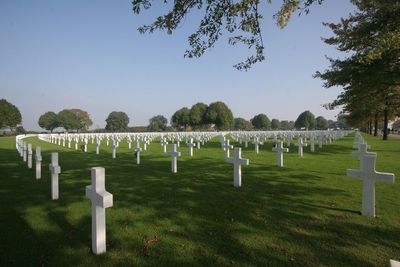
[0,0,355,130]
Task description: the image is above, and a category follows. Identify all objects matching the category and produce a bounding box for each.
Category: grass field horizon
[0,132,399,266]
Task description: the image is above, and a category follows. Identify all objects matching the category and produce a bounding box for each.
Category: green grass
[0,133,399,266]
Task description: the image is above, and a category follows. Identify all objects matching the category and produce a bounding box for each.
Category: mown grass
[0,133,399,267]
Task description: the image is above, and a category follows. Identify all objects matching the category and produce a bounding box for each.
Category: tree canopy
[38,111,59,132]
[70,109,93,132]
[280,120,295,130]
[233,117,253,131]
[189,102,208,129]
[271,119,280,130]
[204,101,234,130]
[315,0,400,139]
[0,99,22,131]
[251,114,270,130]
[105,111,130,132]
[58,109,80,132]
[295,110,315,130]
[132,0,324,70]
[315,116,328,130]
[171,107,191,130]
[148,115,168,132]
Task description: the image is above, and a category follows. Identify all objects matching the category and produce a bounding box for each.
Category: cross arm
[375,172,395,183]
[346,169,362,180]
[49,165,61,174]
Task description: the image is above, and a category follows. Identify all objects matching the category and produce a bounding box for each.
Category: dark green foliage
[58,110,80,132]
[0,99,22,131]
[171,107,191,130]
[132,0,324,70]
[316,116,328,130]
[295,110,316,130]
[70,109,93,132]
[148,115,168,132]
[315,0,400,139]
[105,112,130,132]
[38,111,59,132]
[233,117,253,130]
[271,119,280,130]
[251,114,270,130]
[204,101,234,130]
[280,120,294,130]
[189,102,208,129]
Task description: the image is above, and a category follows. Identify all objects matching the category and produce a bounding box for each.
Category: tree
[315,0,400,139]
[132,0,323,70]
[58,109,80,132]
[336,114,349,129]
[70,109,93,132]
[295,111,316,130]
[271,119,280,130]
[280,120,290,130]
[38,111,59,132]
[204,101,234,130]
[251,114,270,130]
[189,102,208,129]
[171,107,191,130]
[0,99,22,131]
[315,116,328,130]
[233,117,253,131]
[105,111,130,132]
[148,115,168,132]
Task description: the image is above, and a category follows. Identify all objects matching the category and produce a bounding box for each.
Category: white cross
[127,138,132,149]
[27,143,33,168]
[84,138,88,152]
[272,141,289,167]
[169,144,181,173]
[112,140,116,159]
[143,137,148,151]
[161,138,168,153]
[222,139,233,158]
[390,259,400,267]
[197,140,201,149]
[85,167,113,255]
[23,142,27,162]
[226,147,249,187]
[352,143,373,160]
[244,136,249,148]
[134,139,142,164]
[49,152,61,200]
[295,137,307,157]
[286,136,292,148]
[187,138,196,157]
[310,135,316,152]
[96,137,101,155]
[35,146,42,179]
[253,137,263,154]
[220,135,226,149]
[347,154,395,217]
[318,135,323,149]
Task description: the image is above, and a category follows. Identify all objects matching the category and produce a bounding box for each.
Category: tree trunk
[369,120,372,135]
[374,112,378,136]
[383,107,389,140]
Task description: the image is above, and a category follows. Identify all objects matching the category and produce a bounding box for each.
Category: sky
[0,0,356,131]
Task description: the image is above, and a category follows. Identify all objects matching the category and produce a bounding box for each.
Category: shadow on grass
[0,134,399,266]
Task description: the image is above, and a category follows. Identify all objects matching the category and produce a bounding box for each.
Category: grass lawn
[0,133,399,266]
